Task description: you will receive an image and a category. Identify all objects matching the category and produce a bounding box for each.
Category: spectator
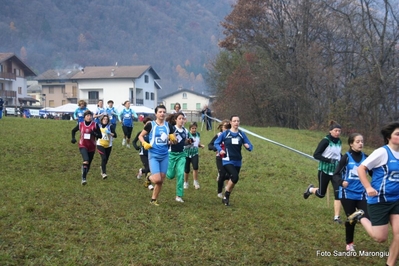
[201,105,212,130]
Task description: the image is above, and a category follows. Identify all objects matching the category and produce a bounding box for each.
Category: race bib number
[176,134,182,143]
[84,133,91,140]
[160,132,168,141]
[232,138,239,145]
[102,133,109,140]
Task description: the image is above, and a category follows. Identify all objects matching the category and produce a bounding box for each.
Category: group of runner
[303,121,399,265]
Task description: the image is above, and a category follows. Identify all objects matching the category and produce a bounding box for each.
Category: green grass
[0,117,391,265]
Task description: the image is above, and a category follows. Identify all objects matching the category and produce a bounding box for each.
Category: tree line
[207,0,399,145]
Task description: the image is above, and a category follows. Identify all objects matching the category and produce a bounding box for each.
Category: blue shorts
[148,152,169,174]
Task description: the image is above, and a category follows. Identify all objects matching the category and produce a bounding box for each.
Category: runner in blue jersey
[105,100,118,127]
[166,112,193,203]
[358,122,399,266]
[119,100,138,148]
[133,117,153,190]
[73,100,89,123]
[332,133,374,252]
[93,100,105,125]
[138,105,176,206]
[214,115,253,206]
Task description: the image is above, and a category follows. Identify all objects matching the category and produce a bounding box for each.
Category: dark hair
[189,122,198,129]
[155,104,166,114]
[329,120,341,131]
[143,117,152,124]
[381,122,399,145]
[230,115,239,121]
[166,112,184,125]
[347,133,362,145]
[84,110,93,117]
[217,119,231,131]
[100,114,109,124]
[174,103,181,109]
[107,100,114,104]
[123,100,130,106]
[97,100,103,107]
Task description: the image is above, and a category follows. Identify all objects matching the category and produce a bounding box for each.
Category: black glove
[71,138,77,144]
[329,158,338,164]
[91,131,99,138]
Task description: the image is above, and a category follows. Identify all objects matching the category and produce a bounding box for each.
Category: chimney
[111,69,115,77]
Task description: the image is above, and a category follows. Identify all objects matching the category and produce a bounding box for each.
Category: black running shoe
[303,184,314,199]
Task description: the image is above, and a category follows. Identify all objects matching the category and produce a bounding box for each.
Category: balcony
[136,98,143,105]
[0,90,17,98]
[0,72,16,80]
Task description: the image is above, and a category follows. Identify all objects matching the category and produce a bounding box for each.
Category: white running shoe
[81,178,87,185]
[148,184,154,190]
[102,173,108,180]
[194,181,200,189]
[184,182,189,189]
[126,144,131,149]
[346,243,355,251]
[175,196,184,203]
[217,193,223,198]
[122,139,126,146]
[137,168,143,179]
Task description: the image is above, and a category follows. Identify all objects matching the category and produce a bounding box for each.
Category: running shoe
[122,139,126,146]
[222,197,230,206]
[126,144,131,149]
[303,184,314,199]
[346,243,355,251]
[102,173,108,180]
[184,182,189,189]
[148,184,154,190]
[150,200,159,206]
[81,178,87,185]
[175,196,184,203]
[217,193,223,198]
[347,209,364,225]
[144,180,151,188]
[137,168,143,179]
[194,181,200,189]
[334,217,343,224]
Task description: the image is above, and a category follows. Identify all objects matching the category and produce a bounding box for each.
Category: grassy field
[0,117,391,265]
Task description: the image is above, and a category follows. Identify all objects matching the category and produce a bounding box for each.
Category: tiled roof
[0,53,36,76]
[160,89,210,99]
[72,65,160,80]
[35,69,81,80]
[0,53,14,62]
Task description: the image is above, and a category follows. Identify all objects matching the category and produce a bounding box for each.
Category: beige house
[160,89,212,121]
[0,53,37,106]
[35,69,80,108]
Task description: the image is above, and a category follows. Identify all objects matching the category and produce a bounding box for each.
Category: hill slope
[0,0,234,95]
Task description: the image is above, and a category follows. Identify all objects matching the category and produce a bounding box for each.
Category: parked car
[5,107,20,116]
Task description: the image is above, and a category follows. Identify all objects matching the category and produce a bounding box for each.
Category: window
[49,86,54,94]
[72,86,77,97]
[62,100,66,105]
[0,65,3,72]
[182,93,187,99]
[196,103,201,110]
[182,103,187,110]
[18,87,22,94]
[88,91,99,104]
[144,75,149,83]
[14,69,20,76]
[61,87,65,94]
[170,103,174,110]
[49,100,55,107]
[151,93,154,100]
[145,92,149,100]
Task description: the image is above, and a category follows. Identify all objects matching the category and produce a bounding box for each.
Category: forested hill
[0,0,234,95]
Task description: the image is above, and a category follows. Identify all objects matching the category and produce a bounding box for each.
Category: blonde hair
[78,100,87,107]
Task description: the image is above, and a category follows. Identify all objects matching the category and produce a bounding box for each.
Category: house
[71,65,161,109]
[0,53,37,106]
[160,89,212,121]
[35,69,81,108]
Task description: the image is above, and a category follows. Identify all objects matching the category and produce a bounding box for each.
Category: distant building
[36,65,161,110]
[0,53,38,106]
[160,88,212,122]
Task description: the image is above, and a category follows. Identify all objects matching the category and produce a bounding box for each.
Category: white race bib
[232,138,239,145]
[84,133,91,140]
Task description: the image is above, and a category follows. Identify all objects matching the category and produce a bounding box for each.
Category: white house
[0,53,37,106]
[160,89,212,121]
[71,65,161,109]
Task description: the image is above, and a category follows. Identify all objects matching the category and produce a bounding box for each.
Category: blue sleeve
[242,132,253,151]
[118,110,123,122]
[132,110,138,118]
[214,132,224,152]
[73,108,78,119]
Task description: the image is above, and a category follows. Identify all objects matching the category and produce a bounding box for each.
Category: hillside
[0,0,234,96]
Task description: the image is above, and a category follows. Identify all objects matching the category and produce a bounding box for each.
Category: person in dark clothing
[132,117,153,190]
[208,119,231,198]
[0,98,4,119]
[303,120,343,223]
[96,115,117,179]
[201,105,212,131]
[332,133,374,252]
[71,110,101,185]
